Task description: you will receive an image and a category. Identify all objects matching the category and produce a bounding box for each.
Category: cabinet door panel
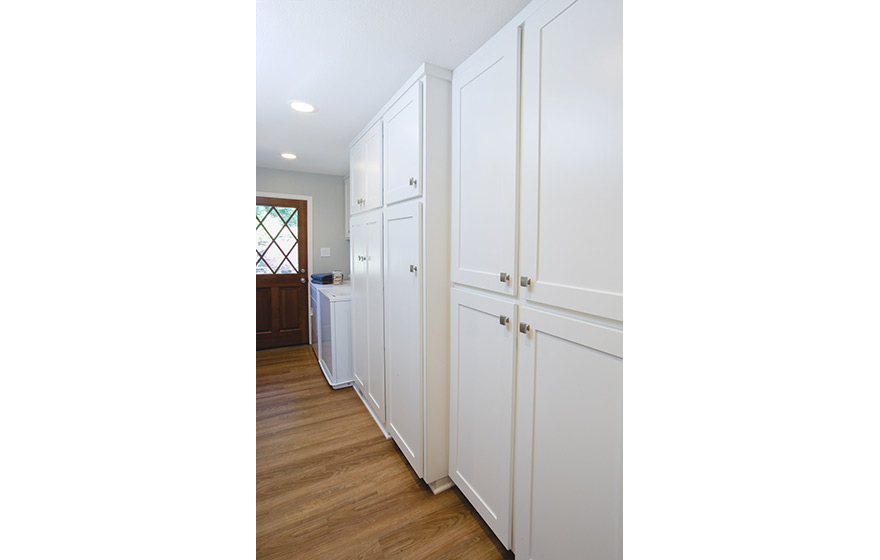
[514,306,622,559]
[449,289,516,548]
[384,201,423,476]
[520,0,622,321]
[363,121,383,211]
[349,217,367,393]
[451,24,520,295]
[365,213,385,421]
[384,82,422,205]
[319,291,333,378]
[349,141,365,215]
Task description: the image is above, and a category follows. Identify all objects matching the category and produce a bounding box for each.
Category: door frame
[256,191,314,342]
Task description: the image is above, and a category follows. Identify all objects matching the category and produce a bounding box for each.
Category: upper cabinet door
[363,120,383,212]
[451,25,520,296]
[520,0,622,322]
[349,140,365,215]
[384,81,423,205]
[350,120,383,214]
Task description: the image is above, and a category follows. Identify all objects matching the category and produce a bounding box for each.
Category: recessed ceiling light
[281,153,297,159]
[289,100,317,113]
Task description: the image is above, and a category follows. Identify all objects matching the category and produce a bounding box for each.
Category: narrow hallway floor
[257,345,513,560]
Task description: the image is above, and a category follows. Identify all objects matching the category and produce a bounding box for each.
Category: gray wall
[256,167,350,278]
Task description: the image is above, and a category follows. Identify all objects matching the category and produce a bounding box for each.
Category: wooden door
[513,306,622,559]
[448,289,517,548]
[256,197,309,350]
[384,201,422,476]
[451,23,520,296]
[519,0,623,322]
[383,81,422,205]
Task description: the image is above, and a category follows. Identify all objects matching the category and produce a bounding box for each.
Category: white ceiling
[256,0,532,176]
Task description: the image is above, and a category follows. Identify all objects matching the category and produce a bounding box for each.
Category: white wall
[256,167,350,278]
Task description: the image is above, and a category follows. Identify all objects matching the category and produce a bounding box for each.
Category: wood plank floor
[257,345,514,560]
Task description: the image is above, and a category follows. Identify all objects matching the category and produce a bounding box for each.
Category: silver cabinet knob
[499,315,510,326]
[520,276,532,288]
[500,272,509,283]
[300,268,306,274]
[519,322,531,334]
[409,264,418,273]
[409,177,417,186]
[300,277,306,284]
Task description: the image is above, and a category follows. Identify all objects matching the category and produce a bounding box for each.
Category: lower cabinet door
[384,201,423,476]
[449,288,516,548]
[513,307,623,559]
[365,214,385,421]
[349,216,368,394]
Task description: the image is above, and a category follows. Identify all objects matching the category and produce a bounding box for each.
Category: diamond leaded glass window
[256,204,299,274]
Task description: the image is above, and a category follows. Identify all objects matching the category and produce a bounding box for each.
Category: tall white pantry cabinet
[349,64,453,492]
[448,0,622,557]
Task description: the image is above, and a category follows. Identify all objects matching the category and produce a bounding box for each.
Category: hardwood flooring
[257,345,514,560]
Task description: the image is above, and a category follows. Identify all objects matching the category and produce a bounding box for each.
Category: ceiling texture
[256,0,532,176]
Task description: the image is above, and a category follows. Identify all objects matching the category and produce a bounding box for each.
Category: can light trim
[289,101,316,113]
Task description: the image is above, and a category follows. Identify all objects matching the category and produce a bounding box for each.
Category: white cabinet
[349,120,382,215]
[513,307,622,559]
[384,201,423,475]
[448,289,516,549]
[349,63,452,491]
[449,0,622,554]
[383,81,422,205]
[310,283,320,353]
[350,210,385,422]
[451,23,520,296]
[311,283,353,389]
[343,176,350,239]
[519,0,622,322]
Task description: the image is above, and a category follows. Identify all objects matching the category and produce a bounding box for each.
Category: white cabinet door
[310,282,320,357]
[349,138,365,215]
[350,120,383,214]
[449,288,516,548]
[319,290,333,379]
[383,81,422,205]
[520,0,623,322]
[363,120,383,211]
[350,211,385,420]
[349,216,367,393]
[343,176,350,239]
[513,306,622,559]
[365,212,385,419]
[384,201,423,476]
[451,23,520,296]
[330,300,353,386]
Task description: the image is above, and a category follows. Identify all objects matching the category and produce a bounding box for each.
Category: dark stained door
[256,197,309,350]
